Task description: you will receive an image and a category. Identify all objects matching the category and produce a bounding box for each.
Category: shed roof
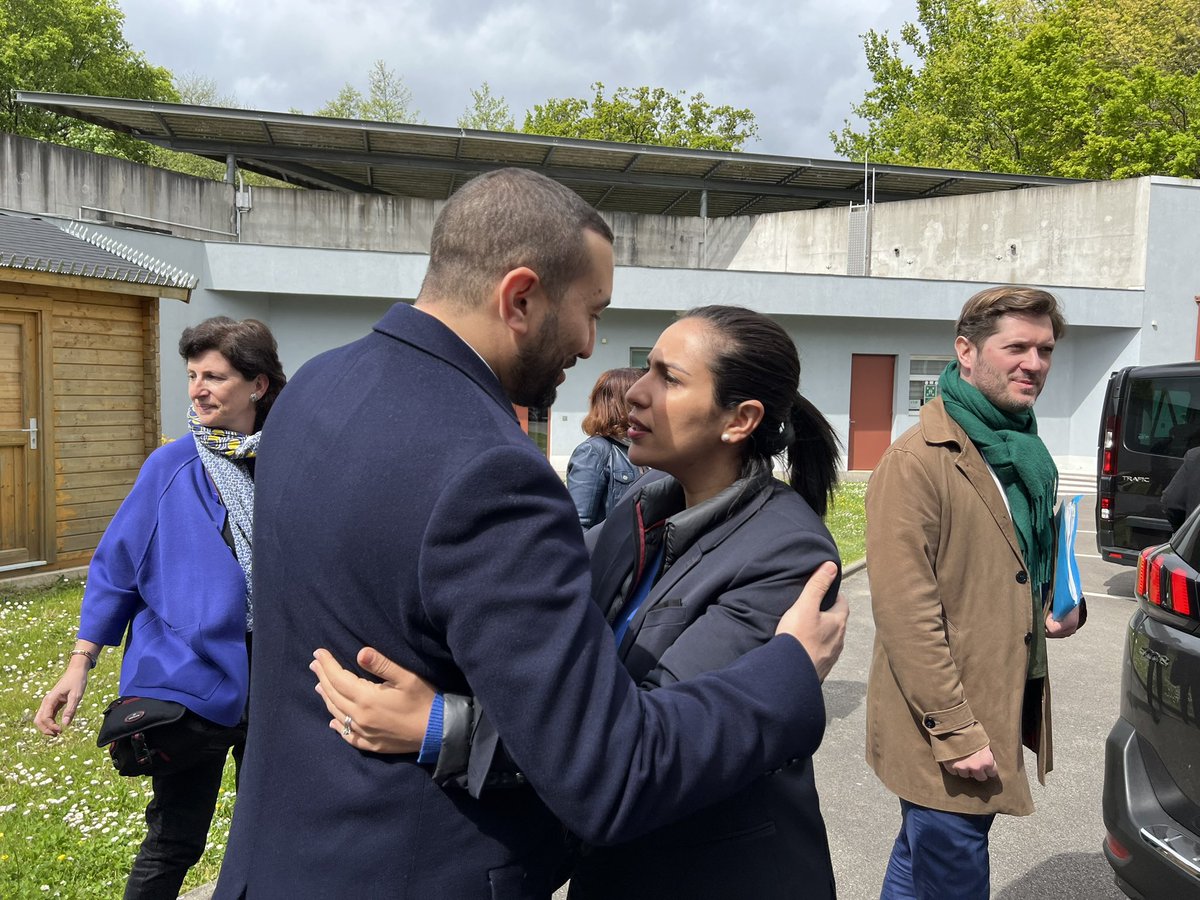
[0,213,198,292]
[15,92,1084,218]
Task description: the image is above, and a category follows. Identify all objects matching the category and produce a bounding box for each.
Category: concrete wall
[57,217,1153,472]
[560,307,1119,474]
[864,179,1149,289]
[1137,178,1200,364]
[243,188,439,251]
[0,134,237,241]
[11,138,1200,475]
[715,179,1150,290]
[570,276,1144,473]
[0,135,1155,290]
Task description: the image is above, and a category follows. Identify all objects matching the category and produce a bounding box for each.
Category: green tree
[314,60,422,123]
[833,0,1200,179]
[174,72,239,109]
[0,0,176,161]
[316,83,365,119]
[458,81,515,131]
[523,82,758,151]
[148,74,291,187]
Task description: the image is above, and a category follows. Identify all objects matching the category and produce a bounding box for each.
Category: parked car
[1099,360,1200,564]
[1098,362,1200,565]
[1102,505,1200,898]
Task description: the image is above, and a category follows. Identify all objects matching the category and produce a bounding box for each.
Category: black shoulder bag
[96,696,245,777]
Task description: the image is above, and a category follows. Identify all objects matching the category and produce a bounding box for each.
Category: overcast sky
[117,0,913,158]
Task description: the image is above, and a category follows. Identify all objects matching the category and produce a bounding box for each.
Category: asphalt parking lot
[817,488,1133,899]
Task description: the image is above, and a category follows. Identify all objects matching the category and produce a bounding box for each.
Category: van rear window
[1123,375,1200,458]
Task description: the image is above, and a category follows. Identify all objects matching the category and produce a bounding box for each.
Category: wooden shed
[0,214,193,581]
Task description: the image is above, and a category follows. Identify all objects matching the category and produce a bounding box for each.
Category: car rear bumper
[1103,717,1200,898]
[1098,543,1140,566]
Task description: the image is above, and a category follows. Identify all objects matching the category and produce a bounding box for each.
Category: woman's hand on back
[310,647,436,754]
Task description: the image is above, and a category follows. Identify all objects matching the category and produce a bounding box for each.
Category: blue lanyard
[613,542,666,647]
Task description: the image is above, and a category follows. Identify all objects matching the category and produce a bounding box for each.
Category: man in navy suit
[215,168,846,899]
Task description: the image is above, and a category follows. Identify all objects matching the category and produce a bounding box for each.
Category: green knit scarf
[938,361,1058,590]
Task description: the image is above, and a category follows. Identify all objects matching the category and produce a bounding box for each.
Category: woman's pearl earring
[721,433,731,443]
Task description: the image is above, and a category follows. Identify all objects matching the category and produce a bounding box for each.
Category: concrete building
[2,99,1196,502]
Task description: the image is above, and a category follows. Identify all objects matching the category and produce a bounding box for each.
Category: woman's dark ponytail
[682,305,842,516]
[785,392,840,517]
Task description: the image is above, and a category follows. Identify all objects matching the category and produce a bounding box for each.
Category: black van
[1097,362,1200,565]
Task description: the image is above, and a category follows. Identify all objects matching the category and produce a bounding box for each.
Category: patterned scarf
[188,405,259,631]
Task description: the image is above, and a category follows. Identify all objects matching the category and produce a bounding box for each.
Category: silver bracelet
[69,649,97,669]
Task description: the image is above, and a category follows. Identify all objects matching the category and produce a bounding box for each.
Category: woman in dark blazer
[565,305,841,899]
[314,305,842,900]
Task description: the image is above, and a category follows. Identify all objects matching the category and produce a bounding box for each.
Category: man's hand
[1046,602,1082,638]
[310,647,437,753]
[775,561,848,682]
[942,745,997,782]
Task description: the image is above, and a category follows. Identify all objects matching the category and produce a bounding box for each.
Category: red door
[848,355,895,471]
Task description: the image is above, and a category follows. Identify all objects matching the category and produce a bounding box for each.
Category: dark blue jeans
[880,799,996,900]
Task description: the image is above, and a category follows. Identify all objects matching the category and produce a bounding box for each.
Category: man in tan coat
[865,286,1085,899]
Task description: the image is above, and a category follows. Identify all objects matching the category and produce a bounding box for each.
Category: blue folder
[1051,494,1084,620]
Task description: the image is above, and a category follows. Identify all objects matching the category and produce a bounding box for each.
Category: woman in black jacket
[566,305,841,899]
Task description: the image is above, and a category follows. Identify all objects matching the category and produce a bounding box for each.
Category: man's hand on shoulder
[942,745,997,782]
[775,561,847,682]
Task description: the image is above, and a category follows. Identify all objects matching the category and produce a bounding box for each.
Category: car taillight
[1149,556,1164,606]
[1102,417,1118,475]
[1169,567,1193,616]
[1136,548,1150,597]
[1100,496,1111,521]
[1105,831,1132,862]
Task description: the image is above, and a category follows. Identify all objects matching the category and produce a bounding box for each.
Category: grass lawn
[0,578,234,899]
[0,484,865,897]
[828,480,867,566]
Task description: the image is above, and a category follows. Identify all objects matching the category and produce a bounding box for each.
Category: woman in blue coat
[35,317,285,900]
[315,305,842,899]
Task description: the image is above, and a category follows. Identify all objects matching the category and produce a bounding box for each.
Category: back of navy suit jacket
[215,303,826,900]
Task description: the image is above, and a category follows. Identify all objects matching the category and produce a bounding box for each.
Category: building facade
[3,131,1196,490]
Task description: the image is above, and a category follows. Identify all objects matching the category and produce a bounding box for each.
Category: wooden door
[0,308,44,568]
[848,354,895,471]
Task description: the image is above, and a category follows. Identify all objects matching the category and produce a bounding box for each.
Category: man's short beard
[510,368,558,409]
[508,308,563,409]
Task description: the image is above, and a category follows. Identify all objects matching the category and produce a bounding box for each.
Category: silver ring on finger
[342,715,353,737]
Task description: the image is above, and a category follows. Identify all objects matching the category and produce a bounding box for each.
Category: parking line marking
[1076,553,1103,559]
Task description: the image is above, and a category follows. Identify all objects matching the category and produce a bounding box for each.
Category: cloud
[118,0,914,155]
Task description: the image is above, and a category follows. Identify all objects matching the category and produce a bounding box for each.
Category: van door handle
[0,418,37,449]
